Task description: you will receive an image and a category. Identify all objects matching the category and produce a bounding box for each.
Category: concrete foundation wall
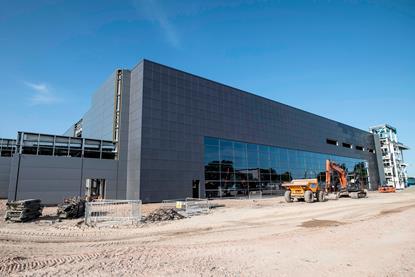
[0,157,11,198]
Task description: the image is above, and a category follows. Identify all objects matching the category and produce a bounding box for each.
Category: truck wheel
[317,191,325,202]
[304,190,313,203]
[284,191,293,203]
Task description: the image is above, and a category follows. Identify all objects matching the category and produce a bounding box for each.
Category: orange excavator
[325,160,367,199]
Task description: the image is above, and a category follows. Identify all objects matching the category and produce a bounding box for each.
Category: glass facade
[204,137,369,198]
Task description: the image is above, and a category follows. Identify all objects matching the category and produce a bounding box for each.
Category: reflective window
[204,145,219,165]
[204,137,369,198]
[220,140,234,163]
[247,144,258,168]
[234,142,247,170]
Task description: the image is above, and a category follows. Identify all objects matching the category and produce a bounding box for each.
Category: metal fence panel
[161,199,185,210]
[85,199,142,226]
[185,198,210,216]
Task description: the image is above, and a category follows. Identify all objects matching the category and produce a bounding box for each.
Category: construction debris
[57,197,86,219]
[4,199,43,222]
[143,208,185,223]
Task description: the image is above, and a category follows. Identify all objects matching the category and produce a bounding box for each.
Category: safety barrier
[161,199,185,209]
[85,200,142,226]
[160,198,210,217]
[184,198,210,216]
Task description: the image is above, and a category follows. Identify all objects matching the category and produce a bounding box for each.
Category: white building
[369,124,409,189]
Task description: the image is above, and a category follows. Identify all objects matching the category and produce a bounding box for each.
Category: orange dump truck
[282,178,326,203]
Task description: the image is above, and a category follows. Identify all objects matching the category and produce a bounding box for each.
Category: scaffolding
[369,124,409,189]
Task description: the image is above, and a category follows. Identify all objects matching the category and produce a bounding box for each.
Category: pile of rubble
[143,208,186,223]
[4,199,43,222]
[57,197,86,219]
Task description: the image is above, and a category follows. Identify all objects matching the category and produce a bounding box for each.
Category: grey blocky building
[3,59,383,203]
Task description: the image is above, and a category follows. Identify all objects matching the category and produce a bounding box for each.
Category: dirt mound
[380,203,415,215]
[143,208,185,223]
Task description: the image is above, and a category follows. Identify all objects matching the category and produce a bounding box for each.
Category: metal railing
[15,131,117,160]
[85,199,142,226]
[0,138,16,157]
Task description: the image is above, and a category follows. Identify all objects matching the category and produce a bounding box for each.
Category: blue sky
[0,0,414,175]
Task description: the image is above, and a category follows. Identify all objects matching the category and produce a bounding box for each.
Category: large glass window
[247,144,258,168]
[234,142,247,170]
[204,137,369,198]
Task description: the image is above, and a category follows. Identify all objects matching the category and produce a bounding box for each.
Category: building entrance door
[192,180,200,198]
[85,178,106,201]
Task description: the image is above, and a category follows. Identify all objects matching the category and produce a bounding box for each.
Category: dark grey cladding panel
[9,155,118,205]
[0,157,12,198]
[82,71,117,141]
[12,155,82,204]
[126,61,144,200]
[116,70,131,199]
[134,60,379,202]
[7,156,19,201]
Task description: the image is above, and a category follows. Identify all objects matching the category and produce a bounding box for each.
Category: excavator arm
[326,160,348,190]
[325,159,367,199]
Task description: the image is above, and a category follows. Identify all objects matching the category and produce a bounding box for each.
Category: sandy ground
[1,189,415,277]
